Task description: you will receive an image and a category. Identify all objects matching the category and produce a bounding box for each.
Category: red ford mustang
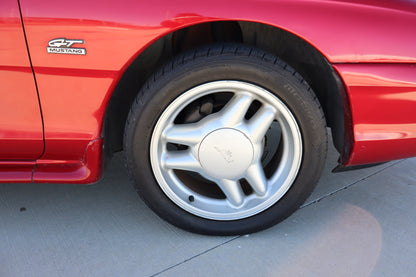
[1,0,416,235]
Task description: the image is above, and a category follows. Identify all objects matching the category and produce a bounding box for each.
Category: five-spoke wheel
[151,81,302,220]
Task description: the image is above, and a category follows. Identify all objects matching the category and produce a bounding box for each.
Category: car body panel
[334,63,416,165]
[0,0,44,161]
[20,0,416,66]
[0,161,35,183]
[32,138,103,183]
[0,0,415,182]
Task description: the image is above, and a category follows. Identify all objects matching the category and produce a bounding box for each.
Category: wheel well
[104,21,346,157]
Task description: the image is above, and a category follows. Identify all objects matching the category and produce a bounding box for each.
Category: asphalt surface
[1,139,415,277]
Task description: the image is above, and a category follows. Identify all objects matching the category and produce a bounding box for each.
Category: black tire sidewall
[125,47,327,235]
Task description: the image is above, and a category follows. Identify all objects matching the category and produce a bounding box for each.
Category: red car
[1,0,416,235]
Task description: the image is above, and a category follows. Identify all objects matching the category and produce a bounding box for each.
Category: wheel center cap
[198,128,254,180]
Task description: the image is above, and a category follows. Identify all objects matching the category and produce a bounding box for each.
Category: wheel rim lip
[150,81,302,220]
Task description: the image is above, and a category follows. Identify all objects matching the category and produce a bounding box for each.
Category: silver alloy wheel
[150,81,302,220]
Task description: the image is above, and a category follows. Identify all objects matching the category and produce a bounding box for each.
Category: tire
[124,44,327,235]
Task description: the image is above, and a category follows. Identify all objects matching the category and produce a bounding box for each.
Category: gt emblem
[47,38,86,55]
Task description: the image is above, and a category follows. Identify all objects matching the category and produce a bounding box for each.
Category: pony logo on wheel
[47,38,86,55]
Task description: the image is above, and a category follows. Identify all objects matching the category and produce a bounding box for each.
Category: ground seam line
[300,160,405,209]
[151,159,404,276]
[150,236,241,277]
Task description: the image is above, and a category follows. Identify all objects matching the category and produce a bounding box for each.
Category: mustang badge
[47,38,86,55]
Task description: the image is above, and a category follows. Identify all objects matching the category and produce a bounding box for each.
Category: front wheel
[124,44,327,235]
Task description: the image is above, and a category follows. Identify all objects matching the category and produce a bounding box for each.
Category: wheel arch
[103,20,351,163]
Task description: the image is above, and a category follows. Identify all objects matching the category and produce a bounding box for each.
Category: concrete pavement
[1,140,415,277]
